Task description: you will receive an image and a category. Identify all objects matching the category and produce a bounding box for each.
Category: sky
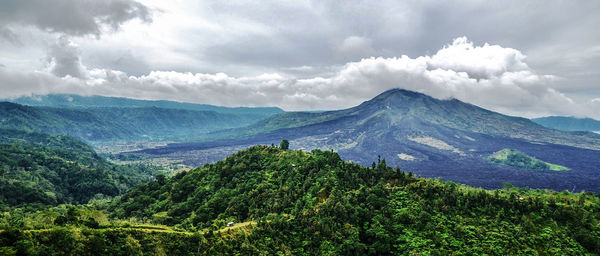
[0,0,599,119]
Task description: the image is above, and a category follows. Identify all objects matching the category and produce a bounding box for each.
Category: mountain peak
[356,88,441,113]
[371,88,428,101]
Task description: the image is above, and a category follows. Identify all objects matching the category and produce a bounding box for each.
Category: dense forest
[0,129,165,208]
[1,145,598,255]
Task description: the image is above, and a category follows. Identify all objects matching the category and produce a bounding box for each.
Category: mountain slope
[0,102,278,142]
[214,89,600,149]
[532,116,600,132]
[136,89,600,192]
[0,129,162,206]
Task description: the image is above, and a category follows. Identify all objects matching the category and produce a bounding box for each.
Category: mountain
[532,116,600,132]
[7,94,283,116]
[0,129,162,206]
[0,102,280,142]
[135,89,600,192]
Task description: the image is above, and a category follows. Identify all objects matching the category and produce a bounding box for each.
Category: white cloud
[1,37,598,120]
[428,37,529,79]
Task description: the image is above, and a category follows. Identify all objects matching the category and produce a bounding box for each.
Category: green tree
[280,140,289,150]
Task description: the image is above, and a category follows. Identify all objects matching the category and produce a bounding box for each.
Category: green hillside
[488,149,570,171]
[106,146,598,255]
[0,129,164,207]
[1,146,598,255]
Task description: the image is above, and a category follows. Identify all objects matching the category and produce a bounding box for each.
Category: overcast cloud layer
[0,0,599,119]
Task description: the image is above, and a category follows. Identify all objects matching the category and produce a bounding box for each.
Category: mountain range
[532,116,600,132]
[0,95,283,142]
[6,94,283,116]
[134,89,600,192]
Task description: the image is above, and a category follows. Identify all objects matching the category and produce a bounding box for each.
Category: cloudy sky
[1,0,599,118]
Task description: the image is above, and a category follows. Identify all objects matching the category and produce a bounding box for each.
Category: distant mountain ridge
[532,116,600,132]
[6,94,284,115]
[0,101,281,142]
[136,88,600,192]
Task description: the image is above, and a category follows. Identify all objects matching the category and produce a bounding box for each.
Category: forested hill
[0,102,278,142]
[0,129,163,207]
[110,146,600,255]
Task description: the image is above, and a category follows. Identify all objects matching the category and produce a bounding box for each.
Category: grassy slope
[489,148,570,171]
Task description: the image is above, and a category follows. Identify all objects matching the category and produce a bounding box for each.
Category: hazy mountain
[136,89,600,192]
[7,94,283,116]
[532,116,600,132]
[0,102,280,142]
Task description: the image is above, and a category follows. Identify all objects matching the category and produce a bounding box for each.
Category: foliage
[0,129,165,207]
[106,146,599,255]
[280,139,289,150]
[1,145,598,254]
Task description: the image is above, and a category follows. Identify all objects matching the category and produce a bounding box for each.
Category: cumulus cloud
[0,0,151,37]
[428,37,529,80]
[0,37,598,119]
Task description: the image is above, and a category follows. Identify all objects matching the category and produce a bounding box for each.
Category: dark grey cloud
[0,0,151,37]
[46,36,86,78]
[174,0,600,88]
[0,27,21,45]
